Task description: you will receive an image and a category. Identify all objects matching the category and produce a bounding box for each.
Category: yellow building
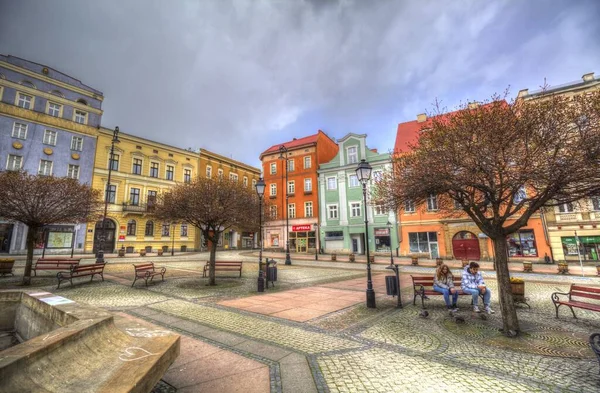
[86,128,199,254]
[198,148,261,249]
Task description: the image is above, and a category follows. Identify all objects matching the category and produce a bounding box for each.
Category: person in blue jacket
[461,261,495,314]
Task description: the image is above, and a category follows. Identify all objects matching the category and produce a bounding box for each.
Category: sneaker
[485,306,495,314]
[473,305,481,313]
[452,306,459,312]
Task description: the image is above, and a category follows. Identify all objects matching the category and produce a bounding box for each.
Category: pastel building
[318,133,396,255]
[0,55,103,254]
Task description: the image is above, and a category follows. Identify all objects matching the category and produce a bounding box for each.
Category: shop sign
[118,235,125,242]
[292,224,312,232]
[374,228,389,236]
[564,236,600,244]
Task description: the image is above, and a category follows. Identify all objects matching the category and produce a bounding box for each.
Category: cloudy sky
[1,0,599,167]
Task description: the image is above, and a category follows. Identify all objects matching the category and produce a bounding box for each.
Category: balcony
[122,202,148,214]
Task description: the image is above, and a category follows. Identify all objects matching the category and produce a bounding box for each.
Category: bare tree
[378,90,600,335]
[153,177,264,285]
[0,171,103,285]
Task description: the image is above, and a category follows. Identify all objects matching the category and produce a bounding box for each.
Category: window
[374,204,386,215]
[288,181,295,194]
[43,130,57,145]
[304,178,312,192]
[71,136,83,151]
[147,190,157,209]
[107,184,116,203]
[184,169,191,183]
[347,146,358,164]
[350,202,361,217]
[327,177,337,190]
[67,164,80,179]
[206,166,212,178]
[132,158,142,175]
[145,221,154,236]
[181,224,188,237]
[427,193,438,211]
[513,186,527,204]
[17,93,32,109]
[409,232,438,254]
[506,229,538,257]
[349,175,359,187]
[48,102,61,117]
[288,203,296,218]
[109,154,119,171]
[405,200,415,213]
[150,162,159,178]
[217,168,223,179]
[287,159,295,172]
[454,199,462,210]
[12,123,27,139]
[130,188,140,205]
[592,196,600,211]
[127,220,137,236]
[270,205,278,219]
[270,183,277,196]
[162,223,170,237]
[270,163,277,174]
[243,177,248,187]
[328,205,339,219]
[6,155,22,171]
[372,170,383,182]
[39,160,53,176]
[166,165,174,181]
[558,203,574,213]
[230,173,238,182]
[252,179,257,188]
[74,110,87,124]
[305,202,313,218]
[304,156,311,169]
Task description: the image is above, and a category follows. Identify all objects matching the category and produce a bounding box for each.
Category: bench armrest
[551,291,570,303]
[159,267,166,274]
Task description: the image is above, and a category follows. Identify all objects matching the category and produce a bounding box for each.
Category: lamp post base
[366,289,376,308]
[257,271,265,292]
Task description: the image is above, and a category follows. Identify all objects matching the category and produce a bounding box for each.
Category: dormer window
[20,81,36,89]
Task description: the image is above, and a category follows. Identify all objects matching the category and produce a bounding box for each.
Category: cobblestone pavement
[2,252,600,392]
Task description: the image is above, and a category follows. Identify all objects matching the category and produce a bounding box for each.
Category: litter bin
[385,276,398,296]
[263,259,277,288]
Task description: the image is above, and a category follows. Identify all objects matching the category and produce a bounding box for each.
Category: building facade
[0,55,103,254]
[197,148,261,249]
[318,133,396,255]
[518,72,600,262]
[85,129,199,254]
[394,111,551,262]
[260,130,338,254]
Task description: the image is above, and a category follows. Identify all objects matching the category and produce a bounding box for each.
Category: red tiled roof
[260,131,320,158]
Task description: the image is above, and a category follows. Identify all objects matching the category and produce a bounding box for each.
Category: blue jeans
[433,285,459,307]
[462,287,491,306]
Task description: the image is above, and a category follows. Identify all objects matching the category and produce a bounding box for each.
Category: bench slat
[571,291,600,301]
[572,285,600,294]
[558,300,600,312]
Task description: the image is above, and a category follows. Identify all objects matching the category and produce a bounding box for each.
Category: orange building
[259,130,338,254]
[394,112,551,262]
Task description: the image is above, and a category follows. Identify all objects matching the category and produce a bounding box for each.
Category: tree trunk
[492,236,520,335]
[22,225,38,286]
[208,231,220,286]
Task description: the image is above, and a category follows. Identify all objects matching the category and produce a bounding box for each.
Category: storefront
[374,228,391,253]
[408,231,439,258]
[561,235,600,261]
[289,224,316,253]
[506,229,538,257]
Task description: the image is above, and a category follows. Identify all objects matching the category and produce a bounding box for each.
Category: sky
[1,0,599,168]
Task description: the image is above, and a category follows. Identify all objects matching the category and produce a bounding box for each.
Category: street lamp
[279,145,291,265]
[255,177,266,292]
[171,222,176,256]
[356,159,375,308]
[313,223,319,261]
[387,220,394,265]
[96,126,119,263]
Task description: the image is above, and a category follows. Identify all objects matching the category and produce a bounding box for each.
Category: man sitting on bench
[461,262,495,314]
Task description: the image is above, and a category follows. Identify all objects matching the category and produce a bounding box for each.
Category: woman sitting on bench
[434,264,459,312]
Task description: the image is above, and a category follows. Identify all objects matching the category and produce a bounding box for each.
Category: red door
[452,231,480,260]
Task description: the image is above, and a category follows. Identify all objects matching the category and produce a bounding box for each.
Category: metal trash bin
[264,259,277,288]
[385,276,398,296]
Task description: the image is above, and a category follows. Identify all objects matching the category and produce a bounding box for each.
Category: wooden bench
[551,284,600,318]
[132,262,166,287]
[57,263,105,289]
[411,275,482,309]
[203,261,243,278]
[33,258,81,276]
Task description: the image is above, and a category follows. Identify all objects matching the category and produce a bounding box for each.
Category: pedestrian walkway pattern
[2,255,600,392]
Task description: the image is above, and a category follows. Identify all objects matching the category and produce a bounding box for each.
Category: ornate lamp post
[255,177,266,292]
[356,159,375,308]
[279,145,291,265]
[387,220,394,265]
[171,222,176,256]
[96,126,119,263]
[313,222,319,261]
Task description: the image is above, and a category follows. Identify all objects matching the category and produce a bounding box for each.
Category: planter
[0,258,15,277]
[411,257,418,266]
[349,253,356,262]
[510,281,525,302]
[331,254,337,261]
[522,261,533,273]
[557,262,569,274]
[461,259,469,268]
[118,248,125,257]
[157,250,163,256]
[139,250,146,257]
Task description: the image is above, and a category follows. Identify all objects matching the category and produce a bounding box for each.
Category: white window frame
[74,109,88,124]
[350,202,362,218]
[43,130,57,146]
[558,203,574,213]
[67,164,80,179]
[304,156,311,169]
[47,102,62,117]
[270,163,277,174]
[12,122,28,139]
[206,166,212,178]
[39,160,53,176]
[229,173,238,182]
[71,136,83,151]
[288,181,295,194]
[16,92,33,109]
[374,204,386,215]
[270,183,277,196]
[243,176,248,187]
[327,177,337,190]
[305,201,313,218]
[288,203,296,219]
[180,223,188,237]
[287,159,295,172]
[252,179,257,188]
[405,200,415,213]
[6,155,23,171]
[348,174,359,188]
[328,204,339,220]
[270,205,278,219]
[304,178,312,192]
[427,194,438,211]
[217,168,224,178]
[347,146,358,164]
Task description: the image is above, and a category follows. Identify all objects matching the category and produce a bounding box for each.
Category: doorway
[452,231,480,260]
[0,224,13,253]
[93,219,116,254]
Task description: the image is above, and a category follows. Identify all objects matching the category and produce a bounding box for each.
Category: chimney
[517,89,529,98]
[582,72,595,82]
[416,113,427,123]
[468,102,479,109]
[293,138,297,141]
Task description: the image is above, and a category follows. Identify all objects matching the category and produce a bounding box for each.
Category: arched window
[145,221,154,236]
[76,98,88,106]
[20,80,36,89]
[50,90,65,98]
[127,219,137,236]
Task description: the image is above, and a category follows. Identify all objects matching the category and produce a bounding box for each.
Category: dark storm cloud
[1,0,599,166]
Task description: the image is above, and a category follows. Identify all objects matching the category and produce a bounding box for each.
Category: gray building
[0,55,103,254]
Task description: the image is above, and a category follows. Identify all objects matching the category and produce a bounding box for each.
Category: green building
[317,133,396,255]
